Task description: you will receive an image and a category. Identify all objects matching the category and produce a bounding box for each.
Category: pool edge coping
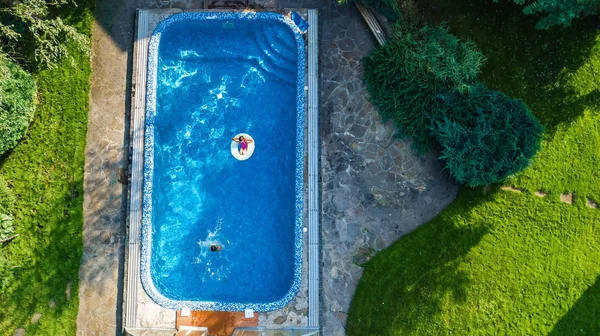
[140,11,306,312]
[306,9,319,329]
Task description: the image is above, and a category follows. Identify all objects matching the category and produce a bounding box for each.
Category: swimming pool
[141,12,305,311]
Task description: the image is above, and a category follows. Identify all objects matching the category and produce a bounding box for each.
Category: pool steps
[253,28,296,83]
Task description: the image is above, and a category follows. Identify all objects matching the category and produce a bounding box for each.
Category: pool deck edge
[125,8,182,334]
[124,8,149,331]
[307,8,320,330]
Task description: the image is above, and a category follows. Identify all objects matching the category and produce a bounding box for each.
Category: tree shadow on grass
[549,275,600,336]
[0,162,127,334]
[0,176,86,333]
[416,0,600,137]
[346,190,491,335]
[0,29,128,333]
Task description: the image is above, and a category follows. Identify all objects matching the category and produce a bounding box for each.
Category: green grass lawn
[347,0,600,334]
[0,5,93,335]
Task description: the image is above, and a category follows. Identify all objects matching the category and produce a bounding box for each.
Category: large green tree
[0,0,90,68]
[506,0,600,29]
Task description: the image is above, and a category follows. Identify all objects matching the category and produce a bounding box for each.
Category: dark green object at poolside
[363,24,543,186]
[433,85,544,187]
[363,24,485,153]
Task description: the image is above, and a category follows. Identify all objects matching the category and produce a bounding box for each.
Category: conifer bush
[0,55,36,155]
[363,25,485,152]
[363,23,544,186]
[433,86,544,186]
[505,0,600,30]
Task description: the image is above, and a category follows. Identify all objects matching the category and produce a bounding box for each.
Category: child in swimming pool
[232,135,253,155]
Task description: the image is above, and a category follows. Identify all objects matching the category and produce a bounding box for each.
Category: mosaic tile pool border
[140,11,306,312]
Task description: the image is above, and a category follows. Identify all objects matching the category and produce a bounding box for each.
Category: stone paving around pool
[315,2,460,335]
[78,1,192,334]
[79,0,460,334]
[77,0,133,333]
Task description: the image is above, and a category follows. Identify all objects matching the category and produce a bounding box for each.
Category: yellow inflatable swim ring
[231,133,255,161]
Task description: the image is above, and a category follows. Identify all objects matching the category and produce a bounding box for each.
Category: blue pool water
[142,13,304,310]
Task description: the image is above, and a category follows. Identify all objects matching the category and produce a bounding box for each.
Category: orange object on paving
[176,310,258,336]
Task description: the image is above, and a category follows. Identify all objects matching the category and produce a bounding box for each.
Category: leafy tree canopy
[0,0,90,68]
[0,55,36,155]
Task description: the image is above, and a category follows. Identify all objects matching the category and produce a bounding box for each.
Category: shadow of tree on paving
[78,151,128,336]
[69,0,133,334]
[417,0,600,137]
[92,0,206,53]
[549,275,600,336]
[346,190,491,335]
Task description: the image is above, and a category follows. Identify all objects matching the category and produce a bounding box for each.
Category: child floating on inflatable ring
[232,135,253,155]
